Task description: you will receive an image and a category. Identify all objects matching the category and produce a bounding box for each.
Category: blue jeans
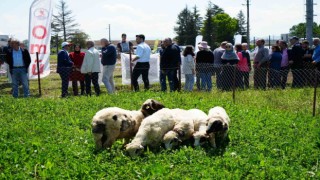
[184,74,194,91]
[200,73,212,91]
[11,68,30,98]
[160,70,176,92]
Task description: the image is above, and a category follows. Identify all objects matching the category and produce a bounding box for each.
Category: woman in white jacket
[81,41,101,96]
[182,46,196,91]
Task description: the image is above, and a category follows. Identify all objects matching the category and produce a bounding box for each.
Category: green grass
[0,89,319,179]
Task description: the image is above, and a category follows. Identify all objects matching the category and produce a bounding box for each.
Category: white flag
[28,0,53,79]
[195,35,203,53]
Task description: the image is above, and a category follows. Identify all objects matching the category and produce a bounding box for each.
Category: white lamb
[125,108,187,156]
[206,106,230,148]
[163,109,208,149]
[91,99,165,149]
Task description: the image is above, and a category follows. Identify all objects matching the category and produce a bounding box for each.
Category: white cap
[61,42,71,48]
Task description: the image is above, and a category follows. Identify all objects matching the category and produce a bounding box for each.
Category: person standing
[235,44,251,89]
[269,45,282,88]
[101,38,117,94]
[221,43,239,91]
[57,42,73,98]
[312,38,320,84]
[160,38,181,92]
[301,40,315,86]
[81,41,101,96]
[196,41,214,91]
[253,39,269,90]
[117,33,133,56]
[131,34,151,91]
[182,45,195,91]
[69,44,85,96]
[6,39,31,98]
[289,36,304,88]
[279,40,290,89]
[213,41,227,89]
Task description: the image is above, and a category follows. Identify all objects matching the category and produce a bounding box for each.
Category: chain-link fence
[0,58,319,115]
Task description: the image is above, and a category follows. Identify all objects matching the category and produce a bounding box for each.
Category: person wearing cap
[213,41,227,89]
[57,41,74,98]
[131,34,151,91]
[160,37,181,92]
[101,38,117,94]
[6,39,31,98]
[117,33,133,57]
[253,39,269,90]
[289,36,304,88]
[195,41,214,91]
[81,41,101,96]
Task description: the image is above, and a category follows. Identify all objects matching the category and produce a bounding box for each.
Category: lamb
[91,99,165,149]
[206,106,230,148]
[125,108,187,156]
[163,109,208,149]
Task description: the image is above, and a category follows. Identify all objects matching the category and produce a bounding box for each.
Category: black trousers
[72,80,85,95]
[85,73,100,96]
[132,62,150,91]
[58,68,72,97]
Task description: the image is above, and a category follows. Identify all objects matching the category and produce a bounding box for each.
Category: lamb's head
[125,143,144,157]
[206,117,228,134]
[193,131,209,147]
[91,108,134,149]
[140,99,165,117]
[163,130,184,149]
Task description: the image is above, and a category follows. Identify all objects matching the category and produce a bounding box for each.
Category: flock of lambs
[91,99,230,157]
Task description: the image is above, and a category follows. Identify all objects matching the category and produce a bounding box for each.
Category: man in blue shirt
[312,38,320,84]
[131,34,151,91]
[57,42,73,98]
[6,39,31,98]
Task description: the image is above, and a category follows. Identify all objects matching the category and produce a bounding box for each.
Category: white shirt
[135,42,151,63]
[182,55,195,74]
[81,47,101,73]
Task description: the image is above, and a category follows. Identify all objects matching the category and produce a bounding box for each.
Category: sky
[0,0,317,42]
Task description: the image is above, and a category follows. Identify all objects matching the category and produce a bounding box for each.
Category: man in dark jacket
[101,38,117,94]
[6,39,31,98]
[160,38,181,92]
[57,42,73,97]
[289,36,304,88]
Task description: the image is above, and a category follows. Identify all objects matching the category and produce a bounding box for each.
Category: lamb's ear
[176,129,185,137]
[223,124,229,131]
[92,123,105,133]
[120,120,131,131]
[151,99,164,110]
[112,115,117,121]
[173,137,182,143]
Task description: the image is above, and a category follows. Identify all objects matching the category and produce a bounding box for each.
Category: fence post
[129,52,133,91]
[313,69,318,117]
[232,65,236,103]
[36,52,42,96]
[178,65,181,92]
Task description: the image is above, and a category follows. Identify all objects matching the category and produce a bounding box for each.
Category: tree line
[174,2,247,49]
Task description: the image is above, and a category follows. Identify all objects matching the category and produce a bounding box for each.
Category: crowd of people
[1,34,320,98]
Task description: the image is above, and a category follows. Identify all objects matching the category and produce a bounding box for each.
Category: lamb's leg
[208,133,217,148]
[103,138,116,149]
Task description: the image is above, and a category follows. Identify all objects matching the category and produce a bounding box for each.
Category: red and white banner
[28,0,53,79]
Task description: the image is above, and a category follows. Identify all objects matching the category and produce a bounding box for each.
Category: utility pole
[107,24,111,42]
[243,0,251,49]
[306,0,314,44]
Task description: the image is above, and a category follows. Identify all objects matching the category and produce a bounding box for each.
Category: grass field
[0,88,319,179]
[0,55,320,179]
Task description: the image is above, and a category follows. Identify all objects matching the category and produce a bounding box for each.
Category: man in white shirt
[81,41,101,96]
[131,34,151,91]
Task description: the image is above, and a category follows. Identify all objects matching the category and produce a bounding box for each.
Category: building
[0,35,9,47]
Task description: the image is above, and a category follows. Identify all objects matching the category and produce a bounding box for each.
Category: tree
[70,31,90,48]
[174,6,202,45]
[201,2,224,48]
[212,13,238,43]
[236,10,247,43]
[52,0,79,41]
[289,22,320,38]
